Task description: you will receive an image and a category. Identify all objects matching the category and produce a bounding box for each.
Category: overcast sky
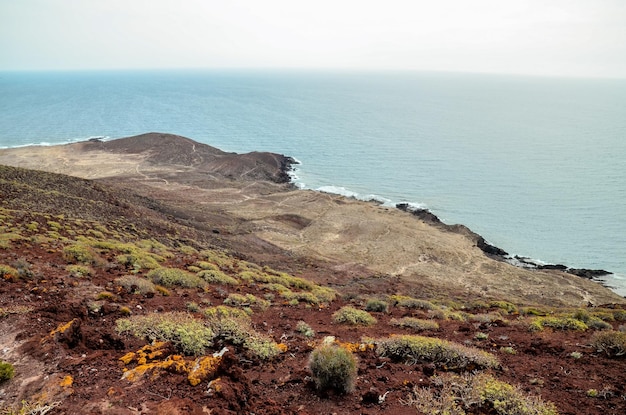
[1,0,625,78]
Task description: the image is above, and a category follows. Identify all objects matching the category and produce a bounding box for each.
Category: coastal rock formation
[2,135,626,415]
[0,134,622,307]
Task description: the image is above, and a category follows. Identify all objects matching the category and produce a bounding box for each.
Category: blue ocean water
[1,70,625,296]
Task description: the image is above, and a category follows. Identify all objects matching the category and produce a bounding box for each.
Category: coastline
[1,134,624,304]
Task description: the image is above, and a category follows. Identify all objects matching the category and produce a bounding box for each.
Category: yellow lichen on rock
[50,319,78,337]
[119,352,136,365]
[336,341,374,353]
[121,355,189,383]
[187,355,222,386]
[59,375,73,388]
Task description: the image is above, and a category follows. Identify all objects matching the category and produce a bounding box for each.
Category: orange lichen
[50,319,78,337]
[59,375,73,388]
[121,355,189,382]
[119,352,136,365]
[337,341,374,353]
[187,355,222,386]
[277,343,288,353]
[119,342,224,385]
[119,342,168,366]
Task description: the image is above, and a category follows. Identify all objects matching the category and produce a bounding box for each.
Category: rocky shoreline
[1,133,623,306]
[394,203,616,289]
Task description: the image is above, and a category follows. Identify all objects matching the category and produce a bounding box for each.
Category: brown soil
[1,134,625,414]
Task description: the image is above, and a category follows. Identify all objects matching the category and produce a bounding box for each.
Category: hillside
[1,135,625,414]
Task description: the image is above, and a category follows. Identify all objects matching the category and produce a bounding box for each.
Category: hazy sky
[1,0,625,78]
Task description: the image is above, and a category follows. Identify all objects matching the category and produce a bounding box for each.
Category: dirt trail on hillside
[1,134,622,307]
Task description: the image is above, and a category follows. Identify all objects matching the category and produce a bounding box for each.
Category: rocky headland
[1,133,625,414]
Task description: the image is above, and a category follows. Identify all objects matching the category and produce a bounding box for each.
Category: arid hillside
[1,135,625,415]
[0,133,622,307]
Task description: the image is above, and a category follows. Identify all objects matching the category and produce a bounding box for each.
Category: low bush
[115,253,162,271]
[296,321,315,338]
[308,344,357,394]
[403,373,558,415]
[489,300,518,314]
[332,306,377,326]
[207,316,282,360]
[364,298,389,313]
[390,317,439,332]
[224,293,270,310]
[0,361,14,382]
[147,267,206,288]
[203,305,251,320]
[591,330,626,357]
[613,310,626,321]
[468,313,505,324]
[62,243,100,265]
[376,334,499,370]
[116,312,213,355]
[66,264,93,278]
[528,317,588,332]
[115,275,156,295]
[389,295,437,310]
[198,269,239,286]
[0,264,18,280]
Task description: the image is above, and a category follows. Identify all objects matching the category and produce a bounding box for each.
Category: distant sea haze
[1,69,625,296]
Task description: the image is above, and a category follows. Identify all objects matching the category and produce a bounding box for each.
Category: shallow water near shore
[1,69,625,296]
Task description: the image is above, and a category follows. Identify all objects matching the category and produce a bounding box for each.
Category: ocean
[1,69,625,296]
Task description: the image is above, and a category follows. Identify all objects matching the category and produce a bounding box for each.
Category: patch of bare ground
[1,134,625,414]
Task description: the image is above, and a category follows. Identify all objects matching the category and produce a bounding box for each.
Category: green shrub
[147,267,206,288]
[115,253,162,271]
[479,375,558,415]
[62,244,100,265]
[196,261,219,271]
[66,264,93,278]
[224,293,270,310]
[308,344,357,394]
[500,346,517,355]
[389,295,437,310]
[0,264,18,280]
[115,275,156,295]
[178,245,199,255]
[376,334,499,370]
[403,373,558,415]
[333,306,377,326]
[520,307,551,316]
[390,317,439,332]
[207,316,282,360]
[586,317,612,331]
[364,298,389,313]
[0,361,14,382]
[95,291,115,300]
[198,269,239,286]
[528,317,588,332]
[186,302,200,312]
[475,332,489,340]
[468,313,505,324]
[489,300,518,314]
[116,312,213,355]
[0,232,23,249]
[613,310,626,321]
[203,306,251,320]
[296,321,315,338]
[591,330,626,357]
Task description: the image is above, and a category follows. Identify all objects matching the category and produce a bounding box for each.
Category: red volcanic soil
[1,146,625,415]
[1,231,625,414]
